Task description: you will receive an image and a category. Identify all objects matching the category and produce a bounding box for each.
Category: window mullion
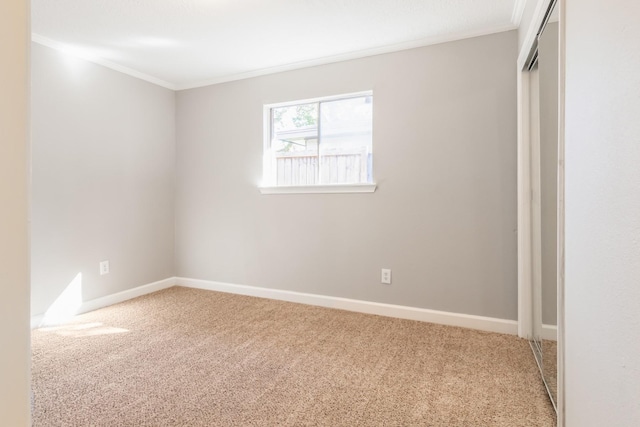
[269,107,274,185]
[316,101,322,185]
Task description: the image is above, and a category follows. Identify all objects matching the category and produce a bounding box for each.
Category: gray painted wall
[0,0,30,424]
[539,22,558,326]
[565,0,640,425]
[175,31,518,320]
[31,43,176,316]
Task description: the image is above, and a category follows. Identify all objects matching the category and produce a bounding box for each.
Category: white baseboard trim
[541,324,558,341]
[31,276,525,336]
[31,277,176,329]
[176,277,519,335]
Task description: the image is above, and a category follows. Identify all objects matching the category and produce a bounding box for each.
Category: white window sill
[259,183,377,195]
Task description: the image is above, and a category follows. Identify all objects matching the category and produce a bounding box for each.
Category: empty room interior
[1,0,639,426]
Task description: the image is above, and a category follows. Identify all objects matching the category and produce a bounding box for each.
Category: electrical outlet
[381,268,391,284]
[99,260,110,275]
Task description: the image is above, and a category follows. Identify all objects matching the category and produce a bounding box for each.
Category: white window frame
[259,91,377,195]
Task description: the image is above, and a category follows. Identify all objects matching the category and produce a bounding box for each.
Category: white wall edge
[542,323,558,341]
[259,183,376,195]
[556,1,566,424]
[176,277,519,335]
[31,34,176,90]
[177,24,517,91]
[31,277,176,329]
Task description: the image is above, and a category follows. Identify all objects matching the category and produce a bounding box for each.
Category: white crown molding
[176,277,519,335]
[176,24,518,90]
[31,33,176,90]
[511,0,528,26]
[31,277,176,329]
[33,23,517,92]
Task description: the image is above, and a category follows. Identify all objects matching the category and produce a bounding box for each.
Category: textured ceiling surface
[32,0,521,89]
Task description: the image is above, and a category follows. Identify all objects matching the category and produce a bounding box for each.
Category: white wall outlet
[381,268,391,284]
[99,260,110,275]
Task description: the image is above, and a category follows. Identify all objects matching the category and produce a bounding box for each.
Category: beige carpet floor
[32,286,556,426]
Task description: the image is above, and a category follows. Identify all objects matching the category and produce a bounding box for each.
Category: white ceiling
[32,0,525,90]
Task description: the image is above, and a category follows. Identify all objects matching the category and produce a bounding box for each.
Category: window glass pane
[319,95,373,184]
[272,103,318,133]
[271,103,319,186]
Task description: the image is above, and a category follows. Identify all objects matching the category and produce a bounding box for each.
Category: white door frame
[516,0,565,424]
[556,0,566,423]
[517,0,549,341]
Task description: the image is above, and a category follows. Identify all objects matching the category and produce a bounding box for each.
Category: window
[261,91,375,194]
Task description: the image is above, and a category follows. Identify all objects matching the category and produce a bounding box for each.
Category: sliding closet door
[529,62,544,364]
[538,15,560,409]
